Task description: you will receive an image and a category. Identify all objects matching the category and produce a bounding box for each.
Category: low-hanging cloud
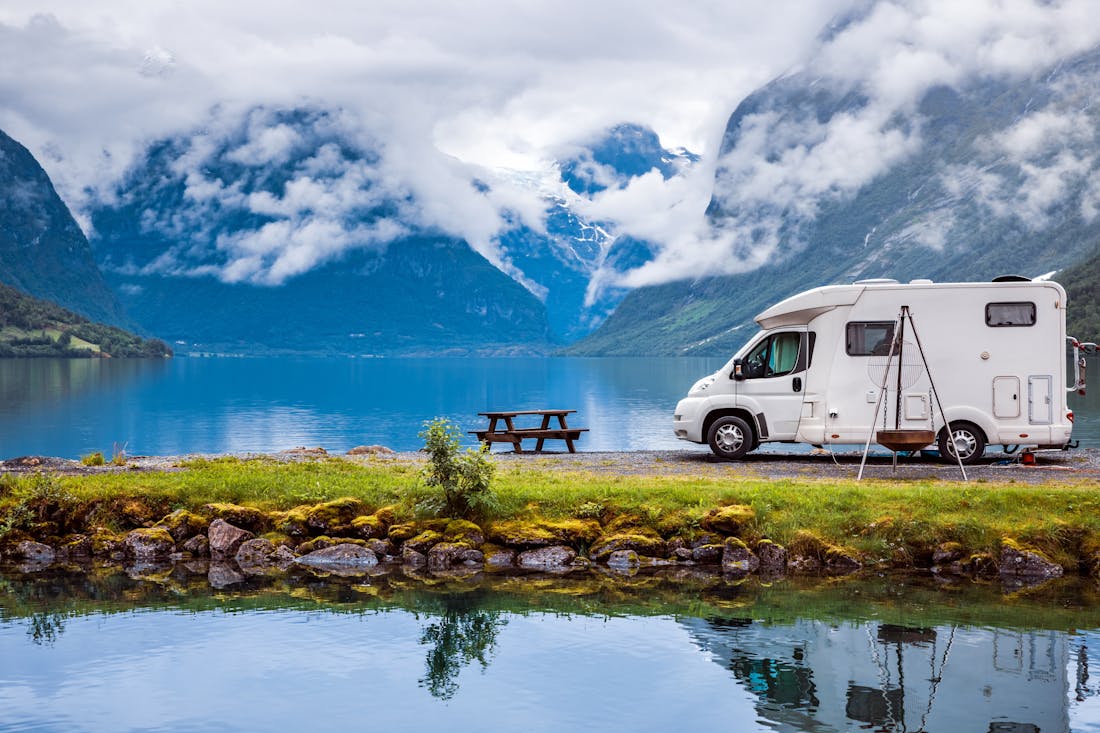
[3,0,1100,295]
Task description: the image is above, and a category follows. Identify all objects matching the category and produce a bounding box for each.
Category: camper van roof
[754,278,1065,329]
[754,284,863,329]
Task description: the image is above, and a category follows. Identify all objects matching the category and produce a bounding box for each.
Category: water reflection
[417,592,506,700]
[2,567,1100,732]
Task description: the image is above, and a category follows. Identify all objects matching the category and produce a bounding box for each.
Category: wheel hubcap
[715,424,744,453]
[950,431,977,458]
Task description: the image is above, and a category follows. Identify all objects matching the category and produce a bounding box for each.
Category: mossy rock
[260,531,295,548]
[487,521,558,548]
[304,497,365,533]
[201,503,269,533]
[543,519,601,545]
[444,519,485,546]
[351,515,387,540]
[123,527,176,559]
[271,508,310,537]
[155,509,209,543]
[373,506,397,526]
[403,530,444,554]
[932,541,964,564]
[590,532,667,561]
[480,543,516,568]
[700,505,755,535]
[90,530,125,557]
[388,522,420,543]
[603,515,646,534]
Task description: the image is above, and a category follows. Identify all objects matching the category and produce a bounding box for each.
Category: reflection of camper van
[673,278,1090,462]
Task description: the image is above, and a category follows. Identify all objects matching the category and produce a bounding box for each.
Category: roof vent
[909,279,933,285]
[992,274,1031,282]
[854,278,899,285]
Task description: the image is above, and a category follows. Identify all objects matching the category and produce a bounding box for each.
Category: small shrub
[418,418,496,520]
[111,442,128,467]
[81,452,105,467]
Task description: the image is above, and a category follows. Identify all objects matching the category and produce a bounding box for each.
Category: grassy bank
[3,455,1100,572]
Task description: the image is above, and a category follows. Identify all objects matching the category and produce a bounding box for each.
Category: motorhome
[673,278,1090,463]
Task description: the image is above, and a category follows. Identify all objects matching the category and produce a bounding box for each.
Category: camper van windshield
[846,322,895,356]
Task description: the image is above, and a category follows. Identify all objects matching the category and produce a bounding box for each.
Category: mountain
[0,129,127,326]
[87,112,694,353]
[1060,243,1100,344]
[88,108,554,355]
[494,124,696,341]
[569,48,1100,355]
[0,282,171,358]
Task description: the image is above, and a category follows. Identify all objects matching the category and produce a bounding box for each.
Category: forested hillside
[0,283,171,358]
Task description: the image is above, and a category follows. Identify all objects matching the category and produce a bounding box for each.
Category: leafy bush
[418,418,496,519]
[81,452,105,466]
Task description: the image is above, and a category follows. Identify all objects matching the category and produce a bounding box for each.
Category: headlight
[690,375,716,394]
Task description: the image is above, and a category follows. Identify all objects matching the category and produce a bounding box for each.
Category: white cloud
[2,0,1100,293]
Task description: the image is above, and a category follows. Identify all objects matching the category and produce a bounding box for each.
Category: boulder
[517,545,576,569]
[124,528,176,560]
[1000,540,1064,578]
[58,534,92,560]
[235,538,277,565]
[13,540,56,563]
[207,519,254,559]
[403,530,443,554]
[427,542,470,571]
[691,544,724,564]
[482,544,516,567]
[701,505,755,535]
[347,445,395,455]
[270,545,297,564]
[304,497,364,534]
[155,510,209,543]
[722,537,760,575]
[444,519,485,546]
[457,548,484,566]
[296,543,379,569]
[672,547,693,562]
[402,547,427,568]
[351,515,387,540]
[607,550,640,569]
[487,521,557,549]
[387,523,420,543]
[363,538,396,558]
[590,532,666,562]
[181,534,210,557]
[932,541,964,565]
[202,503,268,533]
[756,540,788,573]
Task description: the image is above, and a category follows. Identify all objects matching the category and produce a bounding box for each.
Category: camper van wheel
[937,422,986,465]
[707,416,753,460]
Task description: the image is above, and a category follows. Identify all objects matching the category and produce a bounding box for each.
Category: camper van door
[736,328,810,440]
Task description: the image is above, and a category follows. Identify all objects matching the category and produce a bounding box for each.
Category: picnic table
[469,410,588,453]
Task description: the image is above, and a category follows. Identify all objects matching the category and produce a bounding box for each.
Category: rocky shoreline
[2,495,1069,586]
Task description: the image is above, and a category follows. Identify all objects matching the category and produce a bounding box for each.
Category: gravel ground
[2,446,1099,484]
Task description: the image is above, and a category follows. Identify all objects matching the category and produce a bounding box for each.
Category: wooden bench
[469,410,588,453]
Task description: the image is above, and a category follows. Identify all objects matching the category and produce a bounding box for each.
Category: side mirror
[731,358,745,381]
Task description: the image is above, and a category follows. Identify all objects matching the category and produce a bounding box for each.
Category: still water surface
[1,356,1099,458]
[2,568,1100,732]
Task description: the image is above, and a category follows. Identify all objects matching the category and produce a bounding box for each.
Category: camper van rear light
[1068,410,1075,423]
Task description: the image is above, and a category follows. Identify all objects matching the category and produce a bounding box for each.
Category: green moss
[351,515,387,539]
[701,504,755,535]
[201,503,269,532]
[444,519,485,545]
[304,497,365,532]
[388,522,420,543]
[590,531,666,561]
[155,509,208,542]
[404,530,444,553]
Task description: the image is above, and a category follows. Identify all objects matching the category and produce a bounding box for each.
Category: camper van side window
[985,302,1036,327]
[846,322,895,356]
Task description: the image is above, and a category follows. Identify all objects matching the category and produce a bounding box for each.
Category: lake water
[2,566,1100,732]
[1,356,1099,459]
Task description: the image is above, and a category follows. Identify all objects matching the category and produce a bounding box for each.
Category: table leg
[536,413,551,452]
[558,415,576,453]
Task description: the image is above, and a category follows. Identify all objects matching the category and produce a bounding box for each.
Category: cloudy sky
[2,0,1099,292]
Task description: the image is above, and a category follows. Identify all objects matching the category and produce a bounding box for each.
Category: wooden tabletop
[478,410,576,417]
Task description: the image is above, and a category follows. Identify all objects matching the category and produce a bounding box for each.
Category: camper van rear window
[985,302,1036,327]
[846,322,896,356]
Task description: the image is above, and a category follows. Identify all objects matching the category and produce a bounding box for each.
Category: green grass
[4,456,1100,566]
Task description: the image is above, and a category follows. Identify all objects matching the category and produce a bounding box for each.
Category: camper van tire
[937,422,986,465]
[707,416,753,460]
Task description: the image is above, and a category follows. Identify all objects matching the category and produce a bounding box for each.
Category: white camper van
[673,278,1090,463]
